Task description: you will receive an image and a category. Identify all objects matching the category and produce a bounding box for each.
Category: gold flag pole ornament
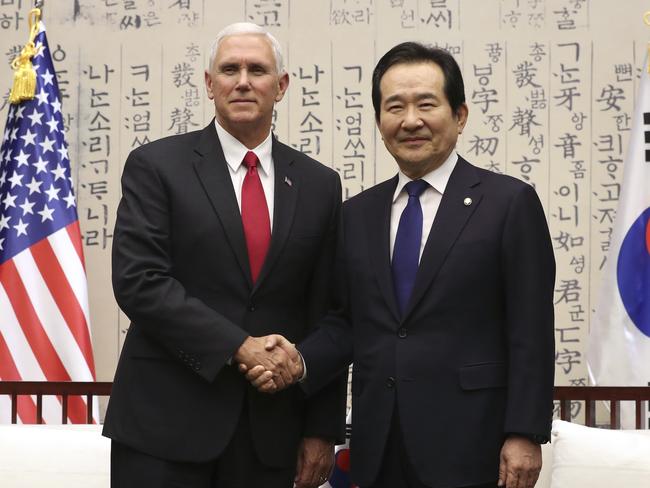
[8,6,42,104]
[645,11,650,73]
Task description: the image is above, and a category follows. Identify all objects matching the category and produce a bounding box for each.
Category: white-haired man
[103,22,346,488]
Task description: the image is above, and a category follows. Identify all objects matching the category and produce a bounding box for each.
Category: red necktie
[241,151,271,283]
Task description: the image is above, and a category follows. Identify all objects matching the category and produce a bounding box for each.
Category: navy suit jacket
[103,122,347,466]
[299,156,555,487]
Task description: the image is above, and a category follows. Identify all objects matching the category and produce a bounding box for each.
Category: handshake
[234,334,304,393]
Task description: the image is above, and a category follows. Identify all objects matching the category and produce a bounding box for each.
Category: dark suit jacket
[299,156,555,488]
[103,122,346,467]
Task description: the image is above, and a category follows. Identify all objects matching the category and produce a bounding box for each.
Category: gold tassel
[9,47,38,104]
[9,8,42,104]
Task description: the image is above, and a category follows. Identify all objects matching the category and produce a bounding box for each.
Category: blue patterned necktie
[392,179,429,316]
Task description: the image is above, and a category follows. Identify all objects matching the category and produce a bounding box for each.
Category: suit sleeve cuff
[298,351,307,382]
[507,432,549,444]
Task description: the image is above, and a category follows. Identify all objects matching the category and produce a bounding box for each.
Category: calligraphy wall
[2,0,648,417]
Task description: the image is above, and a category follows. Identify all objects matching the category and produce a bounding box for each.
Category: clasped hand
[234,335,303,393]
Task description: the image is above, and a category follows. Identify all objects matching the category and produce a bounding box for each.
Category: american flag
[0,22,96,424]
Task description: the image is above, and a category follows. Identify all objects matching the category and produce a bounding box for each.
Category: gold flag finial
[645,11,650,73]
[8,8,42,104]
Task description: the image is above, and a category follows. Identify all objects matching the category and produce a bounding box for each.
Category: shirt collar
[392,151,458,203]
[214,120,273,176]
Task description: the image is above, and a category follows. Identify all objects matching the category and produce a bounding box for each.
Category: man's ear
[456,103,468,134]
[275,72,290,102]
[205,70,214,100]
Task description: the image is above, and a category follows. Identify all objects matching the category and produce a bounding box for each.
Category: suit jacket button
[398,327,407,338]
[249,304,256,311]
[386,377,395,388]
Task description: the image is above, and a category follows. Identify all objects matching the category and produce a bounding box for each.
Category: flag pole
[645,11,650,72]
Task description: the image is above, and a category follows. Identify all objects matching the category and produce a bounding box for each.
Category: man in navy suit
[103,22,346,488]
[247,42,555,488]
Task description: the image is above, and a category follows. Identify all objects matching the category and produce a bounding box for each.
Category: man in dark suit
[247,42,555,488]
[102,22,346,488]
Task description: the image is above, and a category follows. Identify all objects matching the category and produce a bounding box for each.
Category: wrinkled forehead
[382,61,443,84]
[213,33,277,67]
[379,61,445,97]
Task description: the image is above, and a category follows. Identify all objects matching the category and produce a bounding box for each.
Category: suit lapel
[402,157,483,321]
[252,138,298,292]
[364,177,401,323]
[192,122,252,287]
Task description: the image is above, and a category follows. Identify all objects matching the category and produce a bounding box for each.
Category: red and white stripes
[0,221,96,424]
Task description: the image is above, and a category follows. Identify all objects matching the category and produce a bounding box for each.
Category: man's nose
[235,69,251,89]
[402,106,423,130]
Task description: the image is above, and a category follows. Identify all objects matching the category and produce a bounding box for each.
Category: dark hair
[371,42,465,121]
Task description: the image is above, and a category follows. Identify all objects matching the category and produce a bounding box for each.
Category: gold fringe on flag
[9,8,42,104]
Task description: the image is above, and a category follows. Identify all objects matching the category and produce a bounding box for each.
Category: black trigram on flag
[645,112,650,162]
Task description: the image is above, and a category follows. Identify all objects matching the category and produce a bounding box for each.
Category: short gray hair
[208,22,285,74]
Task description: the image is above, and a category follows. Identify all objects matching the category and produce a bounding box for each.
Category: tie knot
[243,151,259,170]
[404,179,428,198]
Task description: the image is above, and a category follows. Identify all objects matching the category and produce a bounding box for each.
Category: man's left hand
[238,334,304,393]
[294,437,335,488]
[498,436,542,488]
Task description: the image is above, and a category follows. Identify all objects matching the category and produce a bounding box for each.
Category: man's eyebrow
[383,94,403,105]
[383,92,438,104]
[414,93,438,101]
[247,62,271,70]
[216,60,273,71]
[217,61,239,69]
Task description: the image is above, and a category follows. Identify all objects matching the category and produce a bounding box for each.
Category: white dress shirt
[214,120,275,226]
[390,151,458,263]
